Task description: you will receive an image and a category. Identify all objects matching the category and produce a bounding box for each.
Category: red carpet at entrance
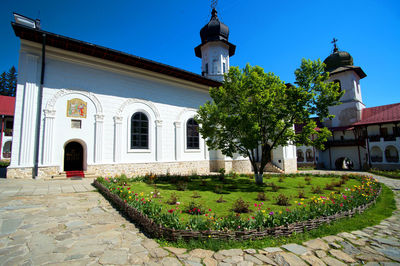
[66,171,85,178]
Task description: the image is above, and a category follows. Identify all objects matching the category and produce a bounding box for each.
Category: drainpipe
[33,33,46,179]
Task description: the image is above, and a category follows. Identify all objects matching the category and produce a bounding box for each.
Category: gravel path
[0,172,399,265]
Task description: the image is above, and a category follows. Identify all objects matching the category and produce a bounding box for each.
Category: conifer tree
[0,72,6,96]
[5,66,17,97]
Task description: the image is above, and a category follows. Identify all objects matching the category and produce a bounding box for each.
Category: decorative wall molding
[45,89,103,114]
[116,98,160,119]
[176,108,198,122]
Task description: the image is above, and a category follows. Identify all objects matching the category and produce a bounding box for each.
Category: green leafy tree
[196,59,343,184]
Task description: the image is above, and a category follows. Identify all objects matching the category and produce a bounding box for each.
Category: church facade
[8,11,296,179]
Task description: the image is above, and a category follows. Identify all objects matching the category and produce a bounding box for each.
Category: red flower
[124,200,127,203]
[209,209,212,212]
[127,187,130,190]
[254,203,257,207]
[168,209,174,213]
[340,203,343,207]
[251,216,255,219]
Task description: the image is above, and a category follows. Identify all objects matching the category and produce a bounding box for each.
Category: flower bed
[94,174,381,241]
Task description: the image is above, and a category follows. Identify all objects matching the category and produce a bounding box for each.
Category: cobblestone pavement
[0,172,399,266]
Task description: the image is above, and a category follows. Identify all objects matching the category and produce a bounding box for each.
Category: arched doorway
[64,142,84,171]
[335,157,354,170]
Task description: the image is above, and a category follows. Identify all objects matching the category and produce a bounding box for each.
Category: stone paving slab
[0,171,399,265]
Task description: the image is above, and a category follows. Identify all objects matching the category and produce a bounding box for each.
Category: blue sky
[1,0,399,107]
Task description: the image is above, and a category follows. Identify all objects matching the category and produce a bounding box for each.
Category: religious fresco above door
[67,98,87,118]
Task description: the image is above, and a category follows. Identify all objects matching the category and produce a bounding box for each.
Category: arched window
[306,149,313,162]
[187,118,199,149]
[131,112,149,149]
[370,146,383,162]
[334,80,341,93]
[297,149,304,162]
[385,145,399,162]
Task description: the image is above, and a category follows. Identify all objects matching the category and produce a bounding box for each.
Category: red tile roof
[0,96,15,116]
[353,103,400,126]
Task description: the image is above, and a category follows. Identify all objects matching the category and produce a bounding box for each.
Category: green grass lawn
[158,184,396,250]
[123,174,361,221]
[369,169,400,179]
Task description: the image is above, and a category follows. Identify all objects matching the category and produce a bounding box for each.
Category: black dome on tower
[323,50,354,72]
[195,8,236,58]
[323,39,366,79]
[200,8,229,43]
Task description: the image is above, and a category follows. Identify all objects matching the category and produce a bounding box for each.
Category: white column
[19,53,39,166]
[174,122,181,161]
[42,109,56,165]
[114,116,122,162]
[204,140,209,160]
[94,114,104,163]
[155,120,163,161]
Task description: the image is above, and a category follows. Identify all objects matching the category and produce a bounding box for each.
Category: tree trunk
[255,173,263,185]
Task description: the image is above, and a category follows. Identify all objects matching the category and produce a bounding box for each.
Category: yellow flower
[129,196,132,199]
[295,201,298,204]
[261,210,266,213]
[128,191,131,194]
[279,211,282,214]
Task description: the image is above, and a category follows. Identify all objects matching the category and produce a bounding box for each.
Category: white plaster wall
[327,70,365,127]
[51,93,97,170]
[201,42,229,82]
[10,50,40,168]
[330,71,362,103]
[14,41,213,170]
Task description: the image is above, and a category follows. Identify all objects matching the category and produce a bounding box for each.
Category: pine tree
[5,66,17,97]
[0,72,6,96]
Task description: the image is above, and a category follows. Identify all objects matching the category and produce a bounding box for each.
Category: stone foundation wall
[283,158,297,173]
[88,161,211,177]
[7,166,59,179]
[6,159,254,179]
[232,159,252,173]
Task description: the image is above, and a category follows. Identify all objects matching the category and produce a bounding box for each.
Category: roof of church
[0,95,15,116]
[12,23,222,88]
[295,103,400,132]
[353,103,400,126]
[329,66,366,79]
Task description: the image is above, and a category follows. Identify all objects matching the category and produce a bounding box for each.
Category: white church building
[296,43,400,170]
[8,10,296,179]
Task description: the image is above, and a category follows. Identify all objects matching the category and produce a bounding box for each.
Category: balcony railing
[306,157,314,162]
[297,157,304,163]
[368,135,398,142]
[326,139,364,147]
[384,135,397,141]
[369,135,380,142]
[4,129,13,137]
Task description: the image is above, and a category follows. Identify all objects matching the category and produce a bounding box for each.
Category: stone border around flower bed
[93,179,381,241]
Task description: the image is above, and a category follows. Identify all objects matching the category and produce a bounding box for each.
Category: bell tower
[323,39,367,127]
[195,8,236,82]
